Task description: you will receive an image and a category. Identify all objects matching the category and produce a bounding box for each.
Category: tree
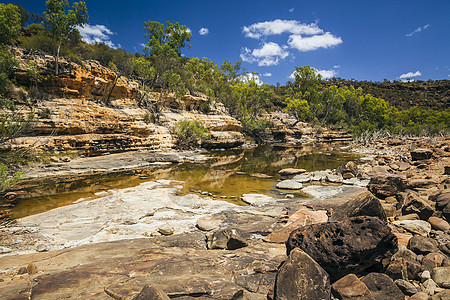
[43,0,88,75]
[291,66,322,94]
[0,3,21,45]
[284,97,310,125]
[143,20,191,90]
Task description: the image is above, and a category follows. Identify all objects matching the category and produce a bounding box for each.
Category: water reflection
[13,144,359,218]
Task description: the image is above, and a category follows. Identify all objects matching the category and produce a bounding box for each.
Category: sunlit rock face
[7,48,244,155]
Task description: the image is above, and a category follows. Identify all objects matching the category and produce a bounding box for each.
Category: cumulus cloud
[399,70,422,79]
[262,72,272,77]
[289,8,295,13]
[77,24,119,49]
[241,19,342,66]
[317,69,338,79]
[243,19,323,39]
[240,73,263,85]
[289,67,338,80]
[406,24,430,37]
[199,28,209,35]
[288,32,342,52]
[240,42,289,66]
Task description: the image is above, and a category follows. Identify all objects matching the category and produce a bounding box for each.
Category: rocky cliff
[7,48,245,155]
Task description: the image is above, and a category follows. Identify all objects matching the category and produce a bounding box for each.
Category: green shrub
[240,117,274,144]
[0,162,23,193]
[143,112,156,124]
[173,119,210,149]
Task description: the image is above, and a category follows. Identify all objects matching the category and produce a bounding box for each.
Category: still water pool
[13,144,359,219]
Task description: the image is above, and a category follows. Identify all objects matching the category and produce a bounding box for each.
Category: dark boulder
[402,191,435,220]
[407,235,439,255]
[206,228,249,250]
[330,191,387,222]
[368,174,406,199]
[360,273,404,300]
[274,248,331,300]
[286,216,398,281]
[411,148,433,161]
[432,190,450,220]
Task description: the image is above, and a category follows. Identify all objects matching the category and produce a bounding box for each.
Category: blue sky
[14,0,450,85]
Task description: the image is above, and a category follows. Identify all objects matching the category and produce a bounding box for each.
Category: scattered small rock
[431,267,450,288]
[361,272,404,300]
[395,279,418,296]
[158,224,174,236]
[408,235,439,254]
[428,217,450,232]
[278,168,306,176]
[332,273,374,300]
[392,220,432,236]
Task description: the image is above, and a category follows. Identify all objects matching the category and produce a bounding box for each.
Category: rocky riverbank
[0,135,448,299]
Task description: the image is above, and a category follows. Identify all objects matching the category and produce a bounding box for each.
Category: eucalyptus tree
[43,0,88,75]
[0,3,21,45]
[142,20,191,95]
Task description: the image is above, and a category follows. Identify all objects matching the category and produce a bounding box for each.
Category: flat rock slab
[0,236,287,299]
[276,180,302,190]
[6,182,284,255]
[278,168,306,176]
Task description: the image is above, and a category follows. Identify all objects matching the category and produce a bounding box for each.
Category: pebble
[395,279,418,296]
[0,246,12,254]
[35,244,48,252]
[196,218,220,231]
[158,225,174,236]
[428,217,450,232]
[421,270,431,282]
[392,220,432,236]
[431,267,450,288]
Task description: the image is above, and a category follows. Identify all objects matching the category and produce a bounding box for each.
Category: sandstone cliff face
[7,48,245,155]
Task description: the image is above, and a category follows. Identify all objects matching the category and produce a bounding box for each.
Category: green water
[12,145,359,219]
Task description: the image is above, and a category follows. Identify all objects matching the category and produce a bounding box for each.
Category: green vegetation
[0,4,34,193]
[43,0,88,74]
[283,66,449,135]
[1,1,447,152]
[172,119,210,149]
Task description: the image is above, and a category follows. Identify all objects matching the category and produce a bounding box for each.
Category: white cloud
[289,8,295,13]
[262,72,272,77]
[76,24,119,49]
[333,65,340,69]
[243,19,323,39]
[241,42,290,66]
[186,28,192,33]
[406,24,430,37]
[288,32,342,52]
[289,67,337,80]
[241,19,342,66]
[240,73,263,86]
[399,70,422,79]
[199,28,209,35]
[317,69,338,79]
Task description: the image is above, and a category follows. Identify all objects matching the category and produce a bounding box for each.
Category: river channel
[13,144,359,219]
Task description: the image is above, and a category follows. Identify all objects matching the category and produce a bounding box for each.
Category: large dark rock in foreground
[286,216,398,281]
[274,248,331,300]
